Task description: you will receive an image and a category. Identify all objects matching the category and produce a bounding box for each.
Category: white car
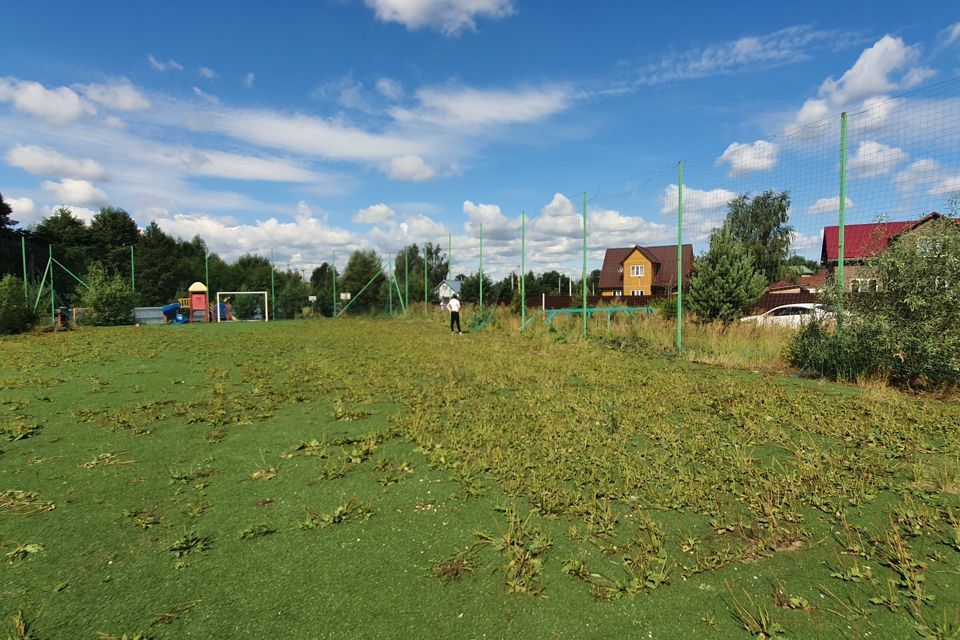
[740,303,831,328]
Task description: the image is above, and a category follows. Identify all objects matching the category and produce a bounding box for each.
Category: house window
[630,264,645,277]
[851,278,878,293]
[630,290,644,296]
[613,290,622,296]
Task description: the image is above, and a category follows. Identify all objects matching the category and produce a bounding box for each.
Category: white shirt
[448,298,461,312]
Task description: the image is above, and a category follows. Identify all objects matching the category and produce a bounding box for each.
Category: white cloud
[364,0,514,36]
[147,54,183,71]
[894,159,942,193]
[6,196,37,225]
[659,184,737,215]
[808,195,853,215]
[716,140,779,177]
[41,178,110,207]
[104,115,125,129]
[848,140,907,179]
[192,86,219,103]
[199,67,217,80]
[942,22,960,46]
[631,26,853,86]
[383,154,435,182]
[792,35,935,128]
[76,80,150,111]
[6,145,108,181]
[393,84,572,128]
[930,176,960,198]
[243,72,255,89]
[354,203,396,224]
[149,147,323,183]
[376,77,403,100]
[0,78,96,124]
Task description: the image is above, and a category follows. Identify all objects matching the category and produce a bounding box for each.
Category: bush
[788,215,960,387]
[0,275,35,334]
[80,264,137,326]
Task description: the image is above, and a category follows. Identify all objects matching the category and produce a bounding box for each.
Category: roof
[434,279,461,294]
[598,244,694,290]
[767,268,827,292]
[820,212,946,263]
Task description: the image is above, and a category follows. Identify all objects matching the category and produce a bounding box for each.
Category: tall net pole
[520,211,526,331]
[448,233,452,278]
[479,223,484,312]
[582,192,587,338]
[130,245,136,292]
[204,252,209,293]
[404,249,409,309]
[837,112,848,315]
[49,244,55,329]
[676,161,683,351]
[423,244,428,312]
[21,236,28,302]
[270,248,276,320]
[332,251,337,318]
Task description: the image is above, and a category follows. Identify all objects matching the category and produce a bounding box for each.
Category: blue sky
[1,1,959,277]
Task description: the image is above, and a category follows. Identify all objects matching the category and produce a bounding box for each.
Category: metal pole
[448,233,452,278]
[49,245,55,329]
[339,269,383,316]
[521,211,526,331]
[270,248,276,320]
[838,112,847,314]
[404,249,409,309]
[479,223,484,312]
[21,235,28,302]
[388,275,392,315]
[582,192,587,338]
[204,252,209,293]
[332,251,337,318]
[130,245,135,292]
[424,244,428,313]
[676,161,683,351]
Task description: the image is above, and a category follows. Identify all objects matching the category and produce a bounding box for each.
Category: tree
[340,249,384,313]
[458,272,492,304]
[274,271,311,319]
[89,207,140,280]
[0,192,18,238]
[80,264,138,326]
[309,263,337,316]
[33,207,88,246]
[0,275,34,334]
[725,190,793,284]
[136,222,180,306]
[687,225,766,323]
[393,242,448,305]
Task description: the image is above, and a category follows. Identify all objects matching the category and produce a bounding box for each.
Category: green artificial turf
[1,319,959,639]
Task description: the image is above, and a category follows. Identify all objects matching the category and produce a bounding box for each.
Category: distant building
[598,244,694,297]
[435,279,462,309]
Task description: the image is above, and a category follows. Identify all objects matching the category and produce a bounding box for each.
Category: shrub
[687,225,766,323]
[789,215,960,387]
[0,275,35,334]
[80,264,137,326]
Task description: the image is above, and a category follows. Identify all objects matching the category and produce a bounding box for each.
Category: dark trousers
[450,311,461,333]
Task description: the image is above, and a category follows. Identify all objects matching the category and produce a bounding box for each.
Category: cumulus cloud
[376,77,403,100]
[6,145,108,181]
[716,140,779,177]
[792,35,935,128]
[147,54,183,71]
[76,80,150,111]
[894,159,942,193]
[848,141,907,179]
[364,0,514,36]
[659,184,737,215]
[383,154,435,182]
[243,72,255,89]
[5,196,36,225]
[808,195,853,215]
[199,67,217,80]
[0,78,96,124]
[930,176,960,197]
[354,203,396,224]
[41,178,110,207]
[942,22,960,47]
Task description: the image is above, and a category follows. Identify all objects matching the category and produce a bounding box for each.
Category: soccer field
[2,319,959,639]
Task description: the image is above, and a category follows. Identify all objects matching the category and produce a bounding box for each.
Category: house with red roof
[820,212,950,291]
[598,244,694,297]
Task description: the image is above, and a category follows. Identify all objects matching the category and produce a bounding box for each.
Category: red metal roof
[820,212,944,263]
[599,244,694,290]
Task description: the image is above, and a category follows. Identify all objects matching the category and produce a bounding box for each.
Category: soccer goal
[216,291,269,322]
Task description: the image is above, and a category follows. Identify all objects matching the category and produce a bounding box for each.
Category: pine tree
[687,225,767,323]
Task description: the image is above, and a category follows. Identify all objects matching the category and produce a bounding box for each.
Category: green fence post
[582,192,587,338]
[479,223,484,313]
[332,251,337,318]
[423,244,428,314]
[130,245,136,292]
[448,232,452,278]
[270,249,276,319]
[676,161,683,352]
[339,269,383,316]
[49,244,55,329]
[404,249,409,309]
[21,235,28,302]
[388,275,392,315]
[838,112,847,316]
[204,252,209,293]
[521,211,526,332]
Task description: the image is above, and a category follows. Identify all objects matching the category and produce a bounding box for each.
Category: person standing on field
[448,293,462,335]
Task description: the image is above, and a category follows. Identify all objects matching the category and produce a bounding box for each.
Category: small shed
[435,279,462,309]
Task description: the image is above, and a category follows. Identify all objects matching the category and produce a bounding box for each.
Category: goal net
[215,291,269,322]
